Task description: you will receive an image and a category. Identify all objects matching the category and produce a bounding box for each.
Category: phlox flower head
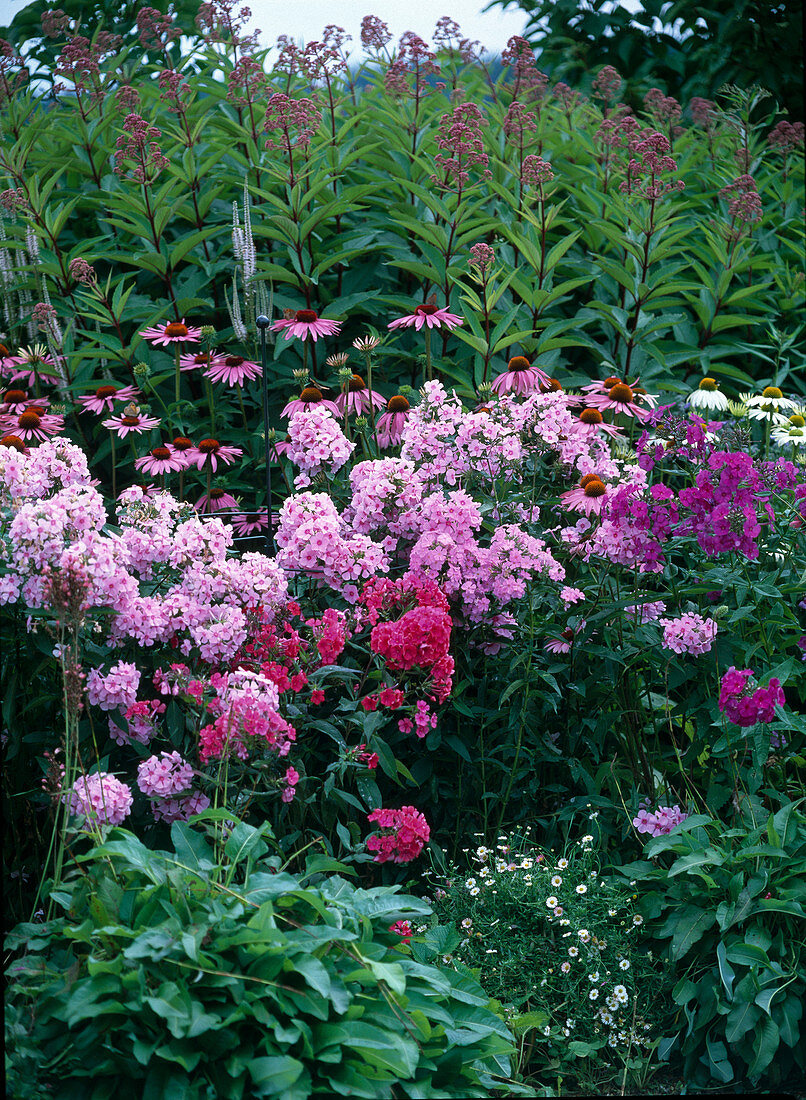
[633,804,688,837]
[151,789,211,824]
[137,750,195,798]
[66,771,133,826]
[87,661,141,711]
[719,667,785,727]
[366,805,430,863]
[658,612,718,656]
[286,405,354,488]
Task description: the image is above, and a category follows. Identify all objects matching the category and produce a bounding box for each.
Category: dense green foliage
[5,814,517,1098]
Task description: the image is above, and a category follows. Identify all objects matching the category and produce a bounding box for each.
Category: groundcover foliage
[1,2,806,1095]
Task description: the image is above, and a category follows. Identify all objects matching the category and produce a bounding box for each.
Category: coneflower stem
[423,327,433,383]
[174,345,181,405]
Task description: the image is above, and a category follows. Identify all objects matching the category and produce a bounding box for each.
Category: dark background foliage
[483,0,805,121]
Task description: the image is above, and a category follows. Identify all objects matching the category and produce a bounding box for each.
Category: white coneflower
[746,386,796,422]
[687,376,730,413]
[771,414,806,448]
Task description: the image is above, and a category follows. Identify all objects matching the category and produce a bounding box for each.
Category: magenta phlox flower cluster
[658,612,718,656]
[366,805,430,863]
[286,406,355,488]
[87,661,141,711]
[633,804,688,836]
[719,667,786,727]
[66,771,133,826]
[677,451,770,560]
[137,750,194,797]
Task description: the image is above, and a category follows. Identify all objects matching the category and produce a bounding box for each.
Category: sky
[0,0,532,56]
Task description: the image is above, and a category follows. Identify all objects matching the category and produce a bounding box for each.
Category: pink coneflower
[545,621,586,654]
[273,433,292,461]
[140,319,202,346]
[375,394,411,448]
[387,302,463,331]
[575,407,625,439]
[186,438,243,472]
[281,385,339,418]
[1,388,47,414]
[170,436,195,456]
[0,407,64,440]
[77,384,141,414]
[204,354,262,387]
[103,411,161,437]
[335,374,385,416]
[271,309,342,342]
[582,375,624,394]
[179,350,226,373]
[560,474,610,515]
[4,345,61,387]
[585,382,650,420]
[490,355,552,396]
[231,511,271,535]
[195,487,239,513]
[134,445,187,475]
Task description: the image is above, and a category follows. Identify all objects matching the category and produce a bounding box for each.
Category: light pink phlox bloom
[66,771,133,826]
[286,406,355,488]
[137,750,194,798]
[624,600,666,623]
[87,661,141,711]
[151,789,211,823]
[560,586,585,608]
[633,804,688,836]
[658,612,718,656]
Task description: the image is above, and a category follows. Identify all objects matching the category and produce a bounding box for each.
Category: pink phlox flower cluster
[366,805,430,863]
[275,493,388,603]
[719,667,786,727]
[633,804,688,836]
[624,600,666,623]
[345,458,424,545]
[116,490,191,577]
[164,593,249,664]
[199,669,295,763]
[560,586,585,608]
[8,486,106,574]
[658,612,718,656]
[66,771,133,826]
[169,514,232,569]
[0,438,92,506]
[286,406,355,488]
[87,661,140,711]
[137,750,194,798]
[151,789,211,824]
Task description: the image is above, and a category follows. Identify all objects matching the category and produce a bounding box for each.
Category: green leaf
[748,1015,780,1078]
[659,906,716,961]
[248,1055,305,1095]
[716,941,735,1001]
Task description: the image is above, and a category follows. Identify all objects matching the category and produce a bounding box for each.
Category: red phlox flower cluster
[366,805,430,863]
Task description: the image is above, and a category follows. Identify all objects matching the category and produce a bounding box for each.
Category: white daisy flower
[465,877,476,888]
[614,985,629,1003]
[588,971,600,982]
[632,914,643,926]
[619,959,631,970]
[469,886,480,896]
[589,988,599,1000]
[578,929,591,943]
[687,377,730,412]
[568,946,579,957]
[576,884,588,895]
[581,835,594,844]
[461,917,473,929]
[546,895,558,908]
[561,961,572,974]
[551,874,563,887]
[557,858,569,869]
[608,908,618,917]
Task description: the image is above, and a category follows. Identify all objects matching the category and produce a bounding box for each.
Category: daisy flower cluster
[431,827,668,1075]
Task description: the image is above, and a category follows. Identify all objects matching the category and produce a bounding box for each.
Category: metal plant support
[256,314,274,556]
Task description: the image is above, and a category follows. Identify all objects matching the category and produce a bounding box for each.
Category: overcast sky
[0,0,531,56]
